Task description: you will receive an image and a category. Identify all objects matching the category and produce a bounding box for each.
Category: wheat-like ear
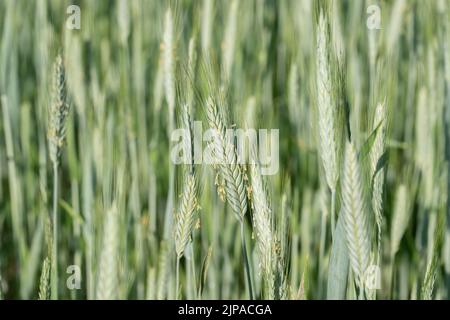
[316,10,339,193]
[48,53,71,299]
[249,147,288,299]
[205,92,253,298]
[205,96,248,221]
[96,204,119,300]
[175,173,198,258]
[370,102,387,264]
[48,54,70,166]
[175,171,198,299]
[175,93,198,257]
[38,257,51,300]
[420,212,445,300]
[249,157,274,298]
[341,142,371,292]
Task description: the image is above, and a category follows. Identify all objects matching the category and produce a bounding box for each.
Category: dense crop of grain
[0,0,449,300]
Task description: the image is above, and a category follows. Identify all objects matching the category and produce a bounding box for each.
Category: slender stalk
[358,286,365,300]
[331,189,336,237]
[176,256,180,299]
[318,208,327,296]
[190,249,197,298]
[51,162,58,299]
[240,222,254,300]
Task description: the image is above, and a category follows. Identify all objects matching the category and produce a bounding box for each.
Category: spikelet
[249,159,274,298]
[205,96,248,220]
[421,261,438,300]
[316,10,339,192]
[96,204,119,300]
[47,54,70,166]
[44,214,53,259]
[175,174,198,258]
[174,85,198,259]
[38,257,51,300]
[370,102,387,263]
[341,142,371,289]
[420,213,444,300]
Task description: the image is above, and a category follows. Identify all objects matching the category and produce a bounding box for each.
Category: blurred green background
[0,0,449,300]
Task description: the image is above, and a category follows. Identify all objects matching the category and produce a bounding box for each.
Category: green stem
[358,284,365,300]
[376,222,382,268]
[331,188,336,238]
[51,162,58,299]
[190,247,197,298]
[318,208,327,296]
[176,256,180,299]
[240,221,254,300]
